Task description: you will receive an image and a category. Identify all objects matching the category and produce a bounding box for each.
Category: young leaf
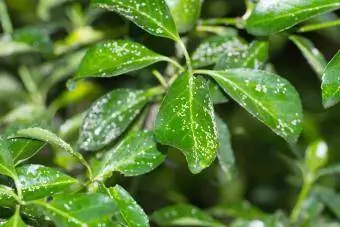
[321,50,340,108]
[215,115,235,174]
[92,0,179,40]
[2,208,27,227]
[16,164,78,201]
[152,204,224,227]
[94,131,165,181]
[79,89,151,151]
[201,69,303,144]
[289,35,327,77]
[3,122,46,166]
[155,71,218,174]
[33,193,117,227]
[215,41,269,70]
[192,35,247,68]
[15,127,92,177]
[245,0,340,36]
[165,0,202,33]
[74,40,173,81]
[107,185,149,227]
[0,185,19,207]
[0,137,16,178]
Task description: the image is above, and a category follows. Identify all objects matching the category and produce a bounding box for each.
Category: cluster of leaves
[0,0,340,226]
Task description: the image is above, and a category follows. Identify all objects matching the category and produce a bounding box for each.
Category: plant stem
[290,173,314,222]
[13,175,23,202]
[196,25,230,35]
[164,57,184,71]
[176,39,193,75]
[18,66,44,105]
[152,70,168,88]
[0,0,13,34]
[298,19,340,33]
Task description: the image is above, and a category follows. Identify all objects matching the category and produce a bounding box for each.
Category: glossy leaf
[2,208,27,227]
[16,164,78,200]
[92,0,179,40]
[155,72,218,174]
[15,128,91,176]
[0,185,18,207]
[152,204,224,227]
[209,80,229,104]
[203,69,303,144]
[34,193,117,227]
[192,35,247,68]
[74,40,171,81]
[0,137,16,178]
[165,0,202,33]
[321,50,340,108]
[3,122,46,166]
[94,131,165,181]
[215,41,269,70]
[245,0,340,36]
[289,35,327,77]
[108,185,149,227]
[79,89,151,151]
[215,115,235,173]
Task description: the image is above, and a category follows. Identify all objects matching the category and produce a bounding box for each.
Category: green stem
[152,70,168,88]
[18,66,43,105]
[164,57,184,71]
[290,173,314,222]
[13,175,23,202]
[242,0,255,21]
[176,39,193,75]
[298,19,340,33]
[0,0,12,34]
[196,25,230,35]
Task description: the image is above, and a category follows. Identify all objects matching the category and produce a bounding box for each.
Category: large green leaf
[155,72,218,174]
[92,0,179,40]
[215,115,235,174]
[16,164,78,201]
[94,131,165,181]
[201,69,303,144]
[0,185,19,207]
[79,89,151,151]
[192,35,247,69]
[152,204,224,227]
[0,137,16,178]
[165,0,202,33]
[33,193,117,227]
[2,208,27,227]
[215,41,269,70]
[3,122,46,166]
[107,185,149,227]
[289,35,327,78]
[74,40,171,81]
[321,50,340,108]
[15,128,92,177]
[245,0,340,36]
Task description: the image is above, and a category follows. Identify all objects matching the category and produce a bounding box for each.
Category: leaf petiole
[298,19,340,33]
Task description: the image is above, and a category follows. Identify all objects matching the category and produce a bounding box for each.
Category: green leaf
[209,80,229,104]
[192,35,247,69]
[0,185,19,207]
[245,0,340,36]
[152,204,224,227]
[215,40,269,70]
[215,115,235,174]
[321,50,340,108]
[3,122,46,166]
[74,40,171,81]
[2,208,27,227]
[34,193,117,227]
[155,72,218,174]
[0,27,53,56]
[209,202,266,220]
[0,72,23,101]
[16,164,78,201]
[94,131,165,181]
[201,69,303,144]
[15,127,92,177]
[107,185,149,227]
[305,140,328,173]
[165,0,202,33]
[0,104,45,124]
[92,0,179,40]
[317,164,340,178]
[289,35,327,77]
[313,186,340,218]
[79,89,151,151]
[0,137,16,178]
